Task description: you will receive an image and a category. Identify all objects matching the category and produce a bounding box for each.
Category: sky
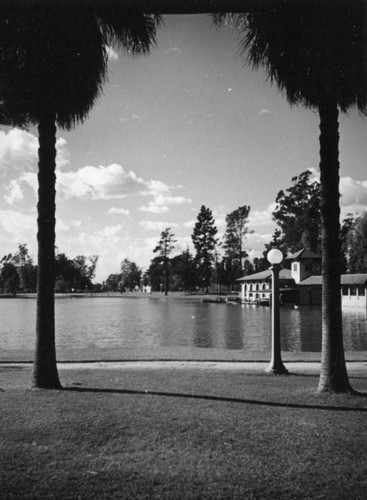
[0,15,366,282]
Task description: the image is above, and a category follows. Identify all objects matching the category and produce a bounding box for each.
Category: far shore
[0,291,235,300]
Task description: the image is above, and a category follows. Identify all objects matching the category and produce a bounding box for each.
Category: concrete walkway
[2,345,367,364]
[2,360,366,377]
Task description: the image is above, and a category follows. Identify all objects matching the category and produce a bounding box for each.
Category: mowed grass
[1,365,367,499]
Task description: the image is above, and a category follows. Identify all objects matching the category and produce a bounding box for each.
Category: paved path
[2,345,367,363]
[2,360,366,376]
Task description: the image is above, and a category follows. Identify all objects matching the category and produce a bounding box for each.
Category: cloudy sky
[0,15,366,282]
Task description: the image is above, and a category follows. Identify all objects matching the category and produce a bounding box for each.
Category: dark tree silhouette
[215,0,367,392]
[153,228,177,296]
[192,206,218,292]
[0,2,160,388]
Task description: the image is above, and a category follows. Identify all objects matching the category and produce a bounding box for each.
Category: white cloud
[71,219,82,227]
[0,128,69,175]
[0,129,38,173]
[140,220,178,231]
[108,207,131,216]
[249,203,276,228]
[156,195,192,206]
[0,209,37,252]
[144,179,172,196]
[100,225,123,238]
[183,219,195,229]
[57,163,145,200]
[56,218,70,232]
[4,180,25,205]
[340,176,367,209]
[139,204,170,214]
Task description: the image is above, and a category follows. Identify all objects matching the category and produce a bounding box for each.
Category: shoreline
[1,360,366,375]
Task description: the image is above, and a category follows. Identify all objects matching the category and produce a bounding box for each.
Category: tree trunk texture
[317,102,352,393]
[32,115,62,389]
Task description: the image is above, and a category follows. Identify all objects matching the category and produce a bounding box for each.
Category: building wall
[342,285,367,308]
[298,286,322,306]
[240,282,271,302]
[291,260,320,284]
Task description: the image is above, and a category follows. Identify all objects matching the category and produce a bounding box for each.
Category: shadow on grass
[64,386,367,412]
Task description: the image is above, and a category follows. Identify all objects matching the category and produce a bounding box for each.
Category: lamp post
[267,248,288,375]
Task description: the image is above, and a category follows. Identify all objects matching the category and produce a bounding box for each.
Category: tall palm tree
[0,1,160,389]
[215,0,367,392]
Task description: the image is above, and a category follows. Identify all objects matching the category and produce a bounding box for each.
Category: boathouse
[237,249,367,308]
[237,248,322,306]
[299,274,367,308]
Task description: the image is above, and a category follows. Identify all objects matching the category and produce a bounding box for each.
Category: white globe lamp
[267,248,283,266]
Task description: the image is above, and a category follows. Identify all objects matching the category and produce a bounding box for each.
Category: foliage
[55,253,99,293]
[192,206,218,292]
[251,229,289,273]
[340,214,356,273]
[222,205,252,285]
[147,256,164,292]
[0,3,161,129]
[105,273,122,292]
[0,244,37,294]
[0,262,20,296]
[346,212,367,273]
[120,258,142,291]
[153,228,177,295]
[170,249,198,292]
[272,170,321,253]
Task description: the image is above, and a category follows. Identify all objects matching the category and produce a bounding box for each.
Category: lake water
[1,295,367,354]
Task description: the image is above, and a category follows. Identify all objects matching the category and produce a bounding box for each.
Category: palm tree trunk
[32,113,62,389]
[317,101,352,393]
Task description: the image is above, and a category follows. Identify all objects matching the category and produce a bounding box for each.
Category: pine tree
[192,206,218,292]
[153,228,177,295]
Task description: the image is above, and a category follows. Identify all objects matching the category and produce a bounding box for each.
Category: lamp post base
[266,363,289,375]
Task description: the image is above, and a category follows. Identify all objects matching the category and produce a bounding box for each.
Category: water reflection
[343,308,367,351]
[0,297,366,353]
[280,308,322,352]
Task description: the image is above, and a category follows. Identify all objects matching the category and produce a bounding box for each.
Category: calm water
[0,296,367,353]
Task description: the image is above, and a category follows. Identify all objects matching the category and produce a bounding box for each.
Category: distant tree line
[0,244,98,296]
[105,258,143,293]
[105,170,367,295]
[146,204,252,294]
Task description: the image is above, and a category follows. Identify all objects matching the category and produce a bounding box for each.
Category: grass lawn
[1,364,367,499]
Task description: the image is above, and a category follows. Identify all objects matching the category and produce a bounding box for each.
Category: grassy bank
[1,364,367,499]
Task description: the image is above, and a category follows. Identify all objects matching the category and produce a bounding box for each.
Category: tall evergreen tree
[192,205,218,292]
[223,205,252,284]
[153,228,177,296]
[0,2,160,388]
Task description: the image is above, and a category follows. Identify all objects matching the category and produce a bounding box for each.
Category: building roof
[298,276,322,286]
[341,274,367,285]
[285,248,321,261]
[237,268,293,282]
[299,274,367,286]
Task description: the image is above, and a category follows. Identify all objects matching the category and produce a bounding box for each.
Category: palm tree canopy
[0,1,161,129]
[216,0,367,113]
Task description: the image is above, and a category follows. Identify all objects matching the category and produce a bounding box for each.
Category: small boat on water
[202,297,227,303]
